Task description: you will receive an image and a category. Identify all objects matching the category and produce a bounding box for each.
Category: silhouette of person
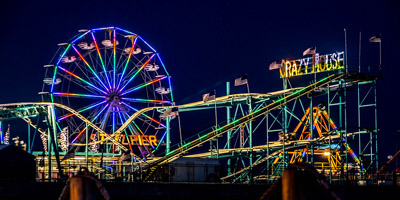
[59,167,110,200]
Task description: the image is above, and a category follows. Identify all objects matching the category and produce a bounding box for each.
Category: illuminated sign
[90,133,158,146]
[280,51,344,78]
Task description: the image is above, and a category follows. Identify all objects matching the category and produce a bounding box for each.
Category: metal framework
[0,27,381,184]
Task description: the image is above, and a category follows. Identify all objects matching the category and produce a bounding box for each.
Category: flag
[161,107,179,120]
[202,90,216,103]
[269,60,283,70]
[118,151,131,162]
[4,124,10,145]
[235,74,248,86]
[303,46,316,56]
[369,34,381,43]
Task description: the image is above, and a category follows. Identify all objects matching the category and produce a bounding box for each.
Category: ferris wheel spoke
[72,61,110,91]
[52,44,72,93]
[117,108,148,155]
[91,32,112,89]
[121,102,166,128]
[72,45,110,92]
[58,100,107,121]
[71,103,109,144]
[120,97,171,104]
[113,29,117,90]
[136,115,160,130]
[122,112,155,150]
[116,38,131,72]
[53,92,106,99]
[121,113,153,156]
[112,108,116,135]
[57,72,101,95]
[73,61,94,80]
[57,66,107,95]
[118,54,156,93]
[116,110,134,152]
[71,30,92,44]
[121,75,167,96]
[117,36,138,90]
[138,36,157,53]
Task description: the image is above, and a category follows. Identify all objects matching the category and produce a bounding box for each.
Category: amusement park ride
[0,27,382,184]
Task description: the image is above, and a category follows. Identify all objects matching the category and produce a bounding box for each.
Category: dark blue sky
[1,1,399,161]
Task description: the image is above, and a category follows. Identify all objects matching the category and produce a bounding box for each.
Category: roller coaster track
[0,93,273,155]
[0,102,129,152]
[21,118,47,137]
[220,131,360,181]
[139,73,346,174]
[0,73,352,169]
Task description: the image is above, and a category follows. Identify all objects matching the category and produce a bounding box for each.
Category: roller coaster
[0,27,380,184]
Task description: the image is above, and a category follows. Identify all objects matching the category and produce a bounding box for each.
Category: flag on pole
[161,107,179,120]
[202,90,216,103]
[119,151,131,162]
[269,60,283,70]
[235,74,248,86]
[4,124,10,145]
[303,46,316,56]
[369,34,381,43]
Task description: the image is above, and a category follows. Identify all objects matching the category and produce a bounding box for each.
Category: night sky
[1,1,399,163]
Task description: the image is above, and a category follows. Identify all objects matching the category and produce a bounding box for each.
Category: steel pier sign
[90,133,158,146]
[279,51,344,78]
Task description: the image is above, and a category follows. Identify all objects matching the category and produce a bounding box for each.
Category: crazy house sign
[279,51,345,78]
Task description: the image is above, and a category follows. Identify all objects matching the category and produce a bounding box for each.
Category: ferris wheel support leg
[226,82,232,175]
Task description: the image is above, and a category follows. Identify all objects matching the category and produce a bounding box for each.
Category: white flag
[269,60,283,70]
[234,74,248,86]
[303,46,316,56]
[369,35,381,43]
[202,92,216,103]
[4,125,10,145]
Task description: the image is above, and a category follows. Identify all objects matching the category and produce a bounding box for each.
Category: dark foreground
[1,181,400,200]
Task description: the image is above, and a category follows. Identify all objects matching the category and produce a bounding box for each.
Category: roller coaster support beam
[309,92,314,166]
[46,106,52,181]
[226,81,232,175]
[166,117,171,154]
[46,104,62,181]
[282,77,287,170]
[357,79,379,177]
[138,74,345,179]
[27,123,30,153]
[248,90,253,182]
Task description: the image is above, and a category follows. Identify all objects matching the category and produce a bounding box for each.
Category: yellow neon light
[280,51,344,78]
[90,133,157,146]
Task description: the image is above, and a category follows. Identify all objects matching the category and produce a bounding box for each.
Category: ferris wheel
[42,27,173,158]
